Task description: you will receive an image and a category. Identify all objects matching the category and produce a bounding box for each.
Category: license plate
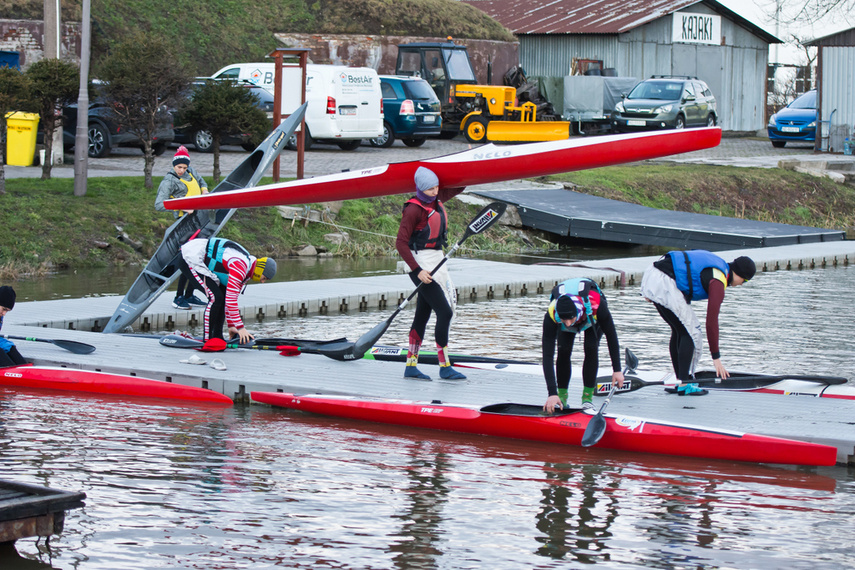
[627,120,646,127]
[339,107,357,116]
[781,126,800,133]
[423,115,436,124]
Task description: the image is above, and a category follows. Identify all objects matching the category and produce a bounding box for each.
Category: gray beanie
[414,166,439,192]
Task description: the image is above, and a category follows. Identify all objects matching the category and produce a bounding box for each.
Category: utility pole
[73,0,91,197]
[43,0,64,165]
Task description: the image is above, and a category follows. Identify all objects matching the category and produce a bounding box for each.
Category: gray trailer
[563,76,637,135]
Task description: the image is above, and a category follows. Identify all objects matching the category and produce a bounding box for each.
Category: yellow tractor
[454,84,571,144]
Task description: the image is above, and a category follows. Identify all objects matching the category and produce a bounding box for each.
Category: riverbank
[2,155,854,278]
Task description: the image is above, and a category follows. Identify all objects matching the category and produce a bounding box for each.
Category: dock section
[0,479,85,544]
[474,187,846,249]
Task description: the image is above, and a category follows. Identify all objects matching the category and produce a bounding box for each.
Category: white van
[208,63,384,150]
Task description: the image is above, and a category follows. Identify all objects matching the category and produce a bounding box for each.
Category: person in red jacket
[394,166,466,380]
[178,237,277,351]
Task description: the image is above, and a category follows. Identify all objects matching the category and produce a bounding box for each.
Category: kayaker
[542,278,624,413]
[177,237,277,351]
[155,145,209,310]
[641,250,756,395]
[395,166,467,380]
[0,286,27,368]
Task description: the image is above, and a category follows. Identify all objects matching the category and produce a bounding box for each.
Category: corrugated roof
[460,0,780,42]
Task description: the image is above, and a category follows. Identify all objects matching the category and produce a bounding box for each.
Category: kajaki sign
[672,12,722,45]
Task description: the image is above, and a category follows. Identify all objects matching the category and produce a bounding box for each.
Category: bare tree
[785,0,855,24]
[97,33,192,188]
[0,66,31,194]
[25,58,79,180]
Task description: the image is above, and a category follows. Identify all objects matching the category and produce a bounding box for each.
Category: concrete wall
[0,19,80,69]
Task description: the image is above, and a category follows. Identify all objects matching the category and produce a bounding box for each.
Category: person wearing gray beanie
[0,285,28,368]
[640,250,756,395]
[395,167,468,380]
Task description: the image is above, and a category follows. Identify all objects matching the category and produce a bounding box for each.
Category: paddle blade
[462,202,507,241]
[581,413,607,447]
[52,339,97,355]
[278,346,301,357]
[351,319,392,360]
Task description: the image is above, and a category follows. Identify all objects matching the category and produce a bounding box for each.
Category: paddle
[158,334,297,352]
[345,201,508,361]
[595,371,849,395]
[581,348,638,448]
[1,334,96,355]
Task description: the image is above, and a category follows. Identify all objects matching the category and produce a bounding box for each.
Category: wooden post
[268,47,310,182]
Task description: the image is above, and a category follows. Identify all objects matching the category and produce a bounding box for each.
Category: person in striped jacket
[178,237,277,352]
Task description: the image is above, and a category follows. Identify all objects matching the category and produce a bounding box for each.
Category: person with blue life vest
[0,286,27,368]
[155,145,209,310]
[395,166,467,380]
[641,250,756,395]
[178,237,277,352]
[542,278,624,414]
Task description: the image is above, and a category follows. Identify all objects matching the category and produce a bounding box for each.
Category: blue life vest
[405,198,448,251]
[547,278,602,333]
[205,238,251,285]
[668,250,730,301]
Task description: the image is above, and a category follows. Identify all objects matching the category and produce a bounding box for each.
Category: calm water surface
[2,261,855,569]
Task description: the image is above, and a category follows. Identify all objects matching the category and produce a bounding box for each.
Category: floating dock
[4,242,855,466]
[0,479,85,544]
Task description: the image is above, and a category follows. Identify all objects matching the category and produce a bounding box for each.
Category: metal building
[461,0,781,132]
[805,27,855,152]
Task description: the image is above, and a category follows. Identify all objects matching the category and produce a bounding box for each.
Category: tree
[97,33,192,188]
[25,58,79,180]
[0,66,31,194]
[181,79,270,183]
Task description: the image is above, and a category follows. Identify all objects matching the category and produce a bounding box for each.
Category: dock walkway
[4,241,855,465]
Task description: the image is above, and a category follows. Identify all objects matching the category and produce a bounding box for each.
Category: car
[173,83,274,152]
[369,75,442,148]
[52,97,175,158]
[767,89,817,148]
[610,76,717,133]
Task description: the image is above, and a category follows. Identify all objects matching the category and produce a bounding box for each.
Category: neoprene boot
[439,366,466,380]
[404,366,430,380]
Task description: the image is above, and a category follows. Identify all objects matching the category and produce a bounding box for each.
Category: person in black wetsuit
[640,250,756,395]
[542,278,624,414]
[0,286,27,368]
[394,166,467,381]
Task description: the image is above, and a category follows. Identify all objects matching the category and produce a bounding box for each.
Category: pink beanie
[173,145,190,166]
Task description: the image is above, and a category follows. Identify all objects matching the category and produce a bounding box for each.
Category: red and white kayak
[1,365,233,404]
[251,392,837,466]
[166,128,721,211]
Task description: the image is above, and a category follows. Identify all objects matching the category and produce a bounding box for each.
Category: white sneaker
[581,401,595,411]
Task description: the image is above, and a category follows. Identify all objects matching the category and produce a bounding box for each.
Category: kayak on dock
[250,392,838,466]
[1,365,233,404]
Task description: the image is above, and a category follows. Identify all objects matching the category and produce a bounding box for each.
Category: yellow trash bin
[5,111,40,166]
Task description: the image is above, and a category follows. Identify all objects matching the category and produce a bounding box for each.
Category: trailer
[563,75,638,135]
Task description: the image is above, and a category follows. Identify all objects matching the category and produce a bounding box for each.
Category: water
[2,262,855,569]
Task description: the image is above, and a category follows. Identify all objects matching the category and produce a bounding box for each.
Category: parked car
[369,75,442,148]
[610,76,717,132]
[173,83,274,152]
[54,97,175,158]
[767,89,817,148]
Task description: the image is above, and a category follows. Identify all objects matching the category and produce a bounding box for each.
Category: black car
[50,97,175,158]
[173,83,274,152]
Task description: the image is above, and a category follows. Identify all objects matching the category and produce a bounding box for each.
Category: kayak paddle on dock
[582,348,638,448]
[2,334,96,355]
[596,371,849,395]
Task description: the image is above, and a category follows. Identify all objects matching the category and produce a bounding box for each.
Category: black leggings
[0,346,27,368]
[408,273,454,347]
[556,326,603,389]
[654,303,694,381]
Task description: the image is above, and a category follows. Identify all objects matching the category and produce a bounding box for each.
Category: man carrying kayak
[542,277,624,413]
[178,237,276,351]
[641,250,756,395]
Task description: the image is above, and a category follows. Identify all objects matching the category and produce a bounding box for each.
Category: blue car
[767,90,817,148]
[370,76,441,148]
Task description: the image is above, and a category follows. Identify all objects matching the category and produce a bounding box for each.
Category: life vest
[547,278,602,333]
[668,250,730,302]
[175,171,202,217]
[405,198,448,251]
[205,238,252,285]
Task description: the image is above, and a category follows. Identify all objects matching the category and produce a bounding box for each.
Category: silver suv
[611,76,717,132]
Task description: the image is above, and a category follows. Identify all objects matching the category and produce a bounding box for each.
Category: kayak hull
[251,392,837,466]
[2,365,233,404]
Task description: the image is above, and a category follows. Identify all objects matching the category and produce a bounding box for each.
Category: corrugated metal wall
[519,5,770,131]
[818,46,855,151]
